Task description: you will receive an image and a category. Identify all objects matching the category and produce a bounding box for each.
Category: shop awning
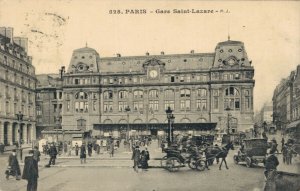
[286,120,300,129]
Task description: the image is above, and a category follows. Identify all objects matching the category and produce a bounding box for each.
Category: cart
[233,138,268,168]
[160,147,206,172]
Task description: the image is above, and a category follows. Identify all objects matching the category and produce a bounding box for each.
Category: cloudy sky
[0,0,299,111]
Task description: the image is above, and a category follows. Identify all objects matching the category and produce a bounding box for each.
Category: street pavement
[0,136,299,191]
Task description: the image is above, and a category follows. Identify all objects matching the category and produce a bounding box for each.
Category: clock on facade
[149,69,158,78]
[228,58,236,66]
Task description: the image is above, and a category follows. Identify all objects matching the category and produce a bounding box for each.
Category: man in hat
[47,143,57,167]
[131,146,141,172]
[33,146,41,163]
[22,150,39,191]
[6,149,21,180]
[264,149,279,191]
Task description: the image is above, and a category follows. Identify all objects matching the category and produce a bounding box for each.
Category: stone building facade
[0,27,37,145]
[273,65,300,139]
[56,39,255,139]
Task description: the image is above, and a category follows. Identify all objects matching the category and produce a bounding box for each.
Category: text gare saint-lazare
[109,9,214,14]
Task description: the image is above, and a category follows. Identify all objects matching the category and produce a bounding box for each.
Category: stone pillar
[0,122,3,144]
[7,123,13,145]
[15,124,21,145]
[23,125,27,144]
[31,124,36,141]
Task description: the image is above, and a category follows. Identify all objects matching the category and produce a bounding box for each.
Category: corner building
[0,27,37,145]
[61,40,254,139]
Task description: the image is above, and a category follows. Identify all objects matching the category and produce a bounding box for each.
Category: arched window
[118,90,128,99]
[149,89,159,99]
[164,89,174,98]
[133,90,143,99]
[180,89,191,98]
[77,119,86,130]
[224,87,240,110]
[75,91,88,113]
[180,89,191,111]
[197,88,207,97]
[103,90,113,100]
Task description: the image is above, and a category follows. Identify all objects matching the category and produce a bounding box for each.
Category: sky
[0,0,299,111]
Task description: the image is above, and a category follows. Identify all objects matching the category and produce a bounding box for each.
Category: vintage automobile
[233,138,268,168]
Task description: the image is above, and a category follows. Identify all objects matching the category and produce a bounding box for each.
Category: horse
[216,142,234,170]
[203,142,234,170]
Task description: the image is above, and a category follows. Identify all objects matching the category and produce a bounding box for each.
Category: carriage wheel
[233,155,239,164]
[188,158,197,169]
[246,157,252,168]
[195,160,206,171]
[160,156,168,168]
[166,157,181,172]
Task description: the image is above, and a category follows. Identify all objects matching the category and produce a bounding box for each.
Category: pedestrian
[286,146,293,165]
[281,137,285,152]
[75,143,79,156]
[87,142,93,157]
[140,147,150,170]
[22,150,39,191]
[33,146,41,163]
[264,149,279,191]
[109,142,114,157]
[161,142,165,153]
[132,146,140,173]
[80,143,87,164]
[6,149,21,180]
[68,143,72,156]
[96,143,100,155]
[47,143,57,167]
[63,142,68,155]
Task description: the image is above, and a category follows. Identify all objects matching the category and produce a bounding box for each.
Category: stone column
[7,123,13,145]
[31,124,36,141]
[23,125,27,144]
[0,122,4,144]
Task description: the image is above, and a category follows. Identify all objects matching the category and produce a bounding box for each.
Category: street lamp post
[16,111,23,161]
[125,106,131,142]
[225,107,231,135]
[165,107,173,147]
[170,114,175,144]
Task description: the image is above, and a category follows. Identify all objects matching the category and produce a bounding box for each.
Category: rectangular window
[75,79,79,84]
[139,77,143,83]
[109,78,113,84]
[133,78,137,83]
[180,76,184,82]
[245,97,250,110]
[67,101,70,112]
[118,101,127,112]
[93,101,96,111]
[171,76,175,82]
[186,76,191,82]
[213,97,219,109]
[235,99,240,109]
[53,92,57,99]
[165,100,174,110]
[59,92,62,99]
[103,78,107,84]
[54,104,57,112]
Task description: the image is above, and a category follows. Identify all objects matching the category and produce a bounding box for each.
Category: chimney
[146,52,149,56]
[297,65,300,75]
[190,50,194,54]
[13,37,28,53]
[0,27,14,43]
[116,53,121,57]
[161,51,164,55]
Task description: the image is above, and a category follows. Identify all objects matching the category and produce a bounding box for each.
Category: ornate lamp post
[16,111,23,161]
[165,107,173,146]
[170,114,175,144]
[125,106,131,142]
[225,107,231,135]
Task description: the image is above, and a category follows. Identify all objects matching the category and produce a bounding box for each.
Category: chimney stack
[161,51,164,55]
[146,52,149,56]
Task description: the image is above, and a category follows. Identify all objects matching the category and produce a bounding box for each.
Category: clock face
[228,59,236,66]
[149,70,158,78]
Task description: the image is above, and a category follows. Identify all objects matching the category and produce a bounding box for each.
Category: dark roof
[73,46,98,53]
[217,40,244,46]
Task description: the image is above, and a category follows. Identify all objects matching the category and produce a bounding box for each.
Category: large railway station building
[37,39,255,140]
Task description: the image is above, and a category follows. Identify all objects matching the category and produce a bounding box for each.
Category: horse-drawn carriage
[233,138,268,168]
[160,146,206,172]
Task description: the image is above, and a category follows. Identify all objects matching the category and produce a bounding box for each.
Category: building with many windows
[273,65,300,139]
[0,27,37,145]
[51,39,255,139]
